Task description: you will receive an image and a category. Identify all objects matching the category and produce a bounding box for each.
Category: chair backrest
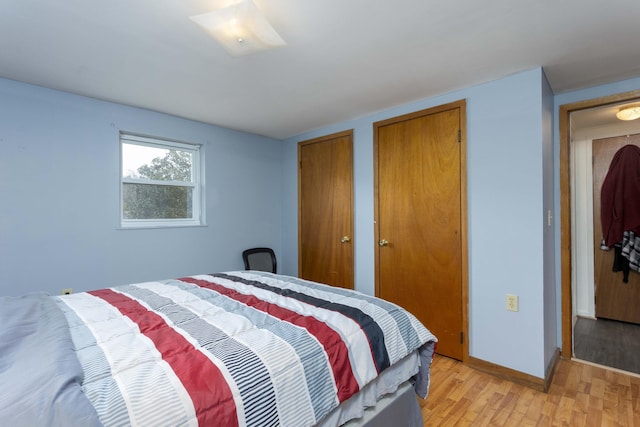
[242,247,277,273]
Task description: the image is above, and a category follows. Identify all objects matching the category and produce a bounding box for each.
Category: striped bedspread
[55,272,436,427]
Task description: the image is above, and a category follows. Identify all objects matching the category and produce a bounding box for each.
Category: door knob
[341,236,351,243]
[378,239,389,247]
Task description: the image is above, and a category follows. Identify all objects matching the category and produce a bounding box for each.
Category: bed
[0,271,437,426]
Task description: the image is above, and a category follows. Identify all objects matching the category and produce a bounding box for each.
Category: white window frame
[119,132,205,229]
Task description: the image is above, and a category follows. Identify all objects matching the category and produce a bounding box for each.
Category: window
[120,132,204,228]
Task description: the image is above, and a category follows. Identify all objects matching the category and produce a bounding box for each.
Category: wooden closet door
[375,101,466,360]
[593,134,640,324]
[298,130,354,289]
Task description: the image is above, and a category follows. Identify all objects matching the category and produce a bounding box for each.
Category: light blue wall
[542,71,557,370]
[466,70,547,378]
[10,67,638,379]
[283,68,551,377]
[0,78,283,297]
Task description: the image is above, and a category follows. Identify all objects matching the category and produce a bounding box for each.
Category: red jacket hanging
[601,144,640,248]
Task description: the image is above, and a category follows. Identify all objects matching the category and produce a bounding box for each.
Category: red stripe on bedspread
[89,289,239,427]
[182,277,360,402]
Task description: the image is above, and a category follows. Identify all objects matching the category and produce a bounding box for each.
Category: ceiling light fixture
[190,0,286,57]
[616,105,640,121]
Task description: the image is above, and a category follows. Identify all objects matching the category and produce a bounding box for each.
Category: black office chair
[242,247,277,273]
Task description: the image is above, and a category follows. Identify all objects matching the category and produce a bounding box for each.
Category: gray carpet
[574,316,640,375]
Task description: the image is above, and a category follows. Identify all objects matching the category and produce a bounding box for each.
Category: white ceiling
[2,0,640,139]
[571,101,640,130]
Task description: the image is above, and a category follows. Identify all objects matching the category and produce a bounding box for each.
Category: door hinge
[458,130,461,143]
[460,331,464,344]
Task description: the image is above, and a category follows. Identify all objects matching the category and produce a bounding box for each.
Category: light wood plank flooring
[420,355,640,426]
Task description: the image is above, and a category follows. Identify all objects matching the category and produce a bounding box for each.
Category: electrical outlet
[61,288,73,295]
[506,294,518,312]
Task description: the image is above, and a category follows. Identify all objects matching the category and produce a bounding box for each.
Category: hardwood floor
[574,317,640,375]
[420,354,640,426]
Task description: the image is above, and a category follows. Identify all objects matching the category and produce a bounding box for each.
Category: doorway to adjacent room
[560,90,640,375]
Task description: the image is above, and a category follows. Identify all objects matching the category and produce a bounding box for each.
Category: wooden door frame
[559,89,640,358]
[373,99,469,362]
